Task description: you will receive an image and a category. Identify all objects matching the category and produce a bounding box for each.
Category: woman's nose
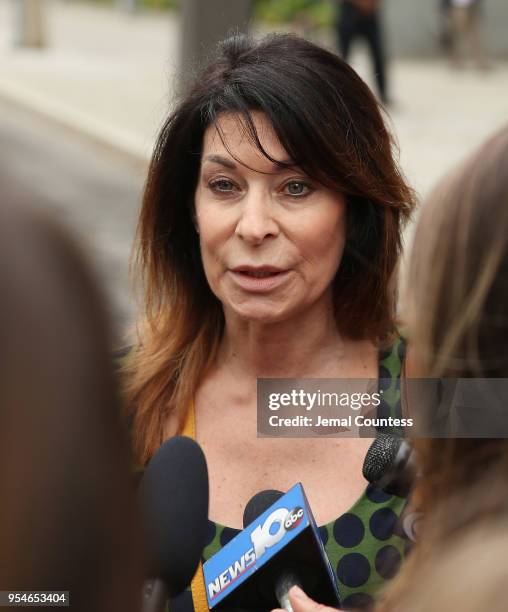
[234,191,279,245]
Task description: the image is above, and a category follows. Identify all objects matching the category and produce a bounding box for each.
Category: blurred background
[1,0,507,339]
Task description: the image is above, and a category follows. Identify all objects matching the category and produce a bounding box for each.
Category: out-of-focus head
[378,128,508,612]
[0,204,145,611]
[402,126,508,509]
[384,518,508,612]
[406,126,508,378]
[138,33,413,342]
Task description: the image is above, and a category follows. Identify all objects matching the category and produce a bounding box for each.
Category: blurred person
[438,0,455,54]
[0,203,146,611]
[449,0,489,69]
[375,468,508,612]
[120,32,416,611]
[283,511,508,612]
[275,125,508,612]
[376,125,508,610]
[378,517,508,612]
[335,0,389,104]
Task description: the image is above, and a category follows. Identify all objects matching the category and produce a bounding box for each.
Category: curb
[0,77,151,165]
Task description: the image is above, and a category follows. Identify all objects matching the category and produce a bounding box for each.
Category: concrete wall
[384,0,508,58]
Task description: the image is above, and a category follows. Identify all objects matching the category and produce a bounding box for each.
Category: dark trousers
[337,4,387,102]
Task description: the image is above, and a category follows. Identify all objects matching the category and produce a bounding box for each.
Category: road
[0,96,146,338]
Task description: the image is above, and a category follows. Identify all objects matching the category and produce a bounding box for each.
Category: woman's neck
[218,298,354,379]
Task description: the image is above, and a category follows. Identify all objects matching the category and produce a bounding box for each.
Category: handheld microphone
[243,490,284,528]
[139,436,209,612]
[203,483,341,611]
[243,490,300,612]
[362,433,416,497]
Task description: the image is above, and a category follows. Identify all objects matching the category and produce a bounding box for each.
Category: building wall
[384,0,508,58]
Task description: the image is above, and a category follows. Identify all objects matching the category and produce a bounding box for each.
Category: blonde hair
[385,516,508,612]
[378,127,508,610]
[405,127,508,377]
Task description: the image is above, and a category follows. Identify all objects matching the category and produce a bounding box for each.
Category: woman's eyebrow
[203,155,237,169]
[203,154,297,172]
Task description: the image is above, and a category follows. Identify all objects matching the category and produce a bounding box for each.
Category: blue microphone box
[203,483,341,610]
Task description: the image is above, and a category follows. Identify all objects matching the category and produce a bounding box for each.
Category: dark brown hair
[126,33,415,465]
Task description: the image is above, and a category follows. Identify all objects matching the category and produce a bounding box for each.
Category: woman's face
[194,112,347,323]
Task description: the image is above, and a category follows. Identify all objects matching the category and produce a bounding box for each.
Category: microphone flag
[203,483,341,609]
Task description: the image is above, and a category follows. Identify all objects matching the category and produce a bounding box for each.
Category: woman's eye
[284,181,311,197]
[209,179,236,193]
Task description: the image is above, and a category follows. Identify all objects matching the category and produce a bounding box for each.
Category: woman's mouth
[229,267,291,292]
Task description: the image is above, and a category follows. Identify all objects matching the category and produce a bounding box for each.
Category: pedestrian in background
[438,0,455,54]
[335,0,389,104]
[449,0,489,69]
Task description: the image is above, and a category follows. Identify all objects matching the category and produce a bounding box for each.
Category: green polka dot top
[168,337,412,611]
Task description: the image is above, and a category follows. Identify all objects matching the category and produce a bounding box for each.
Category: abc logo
[284,507,304,531]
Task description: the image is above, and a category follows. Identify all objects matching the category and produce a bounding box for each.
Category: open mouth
[229,267,291,292]
[236,270,282,278]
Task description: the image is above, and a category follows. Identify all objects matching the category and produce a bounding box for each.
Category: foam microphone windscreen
[363,433,415,497]
[243,490,284,528]
[362,433,402,485]
[139,436,209,596]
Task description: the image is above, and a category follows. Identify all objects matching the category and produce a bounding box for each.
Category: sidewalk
[1,0,507,199]
[0,0,179,160]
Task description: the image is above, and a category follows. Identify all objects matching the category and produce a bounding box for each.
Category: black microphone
[243,490,301,612]
[139,436,209,612]
[362,433,416,497]
[243,489,284,528]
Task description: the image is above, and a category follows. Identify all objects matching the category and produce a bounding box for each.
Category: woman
[122,33,414,610]
[283,126,508,611]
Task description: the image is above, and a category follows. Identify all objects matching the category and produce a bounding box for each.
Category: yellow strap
[182,400,196,438]
[181,402,210,612]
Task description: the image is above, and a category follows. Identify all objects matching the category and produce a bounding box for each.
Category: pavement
[0,94,143,335]
[0,0,178,161]
[1,0,507,197]
[0,0,507,320]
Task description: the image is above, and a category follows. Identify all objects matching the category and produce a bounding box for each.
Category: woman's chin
[226,301,292,325]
